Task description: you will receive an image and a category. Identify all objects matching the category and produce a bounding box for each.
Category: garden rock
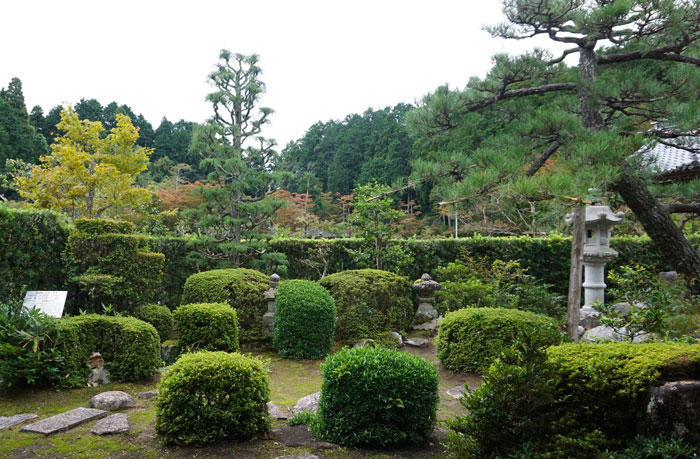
[91,413,129,435]
[354,338,376,348]
[275,454,319,459]
[391,331,403,346]
[583,325,651,343]
[161,344,177,364]
[293,392,320,414]
[578,306,600,329]
[267,401,289,419]
[646,380,700,438]
[20,407,107,435]
[405,337,430,347]
[138,390,157,399]
[0,414,37,430]
[413,318,440,331]
[89,391,136,411]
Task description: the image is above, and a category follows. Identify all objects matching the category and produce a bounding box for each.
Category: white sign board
[23,291,67,318]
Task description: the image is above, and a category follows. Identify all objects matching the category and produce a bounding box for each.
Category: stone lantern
[262,273,280,336]
[412,273,442,331]
[566,194,624,322]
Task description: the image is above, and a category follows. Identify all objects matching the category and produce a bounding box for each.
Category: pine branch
[525,140,561,177]
[661,203,700,214]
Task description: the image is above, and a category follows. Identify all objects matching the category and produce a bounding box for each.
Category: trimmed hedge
[174,303,239,353]
[319,269,415,344]
[315,346,439,447]
[547,342,700,444]
[181,268,269,342]
[74,218,135,235]
[156,351,271,445]
[0,205,70,299]
[273,280,335,359]
[134,303,174,341]
[57,314,161,387]
[436,307,563,373]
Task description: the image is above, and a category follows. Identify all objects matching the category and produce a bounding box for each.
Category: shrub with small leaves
[174,303,239,353]
[156,351,270,445]
[273,280,335,359]
[436,307,563,373]
[134,304,174,342]
[315,346,439,447]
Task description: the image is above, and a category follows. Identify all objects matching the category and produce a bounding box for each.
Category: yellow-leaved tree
[15,107,152,219]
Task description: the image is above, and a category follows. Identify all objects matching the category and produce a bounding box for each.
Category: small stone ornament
[87,352,110,387]
[412,273,442,330]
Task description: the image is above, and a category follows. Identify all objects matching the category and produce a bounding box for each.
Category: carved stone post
[262,273,280,337]
[412,273,442,331]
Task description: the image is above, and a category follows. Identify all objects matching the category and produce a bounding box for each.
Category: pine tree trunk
[612,172,700,292]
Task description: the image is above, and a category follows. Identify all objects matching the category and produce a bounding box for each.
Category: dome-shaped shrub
[315,346,439,447]
[319,269,414,344]
[156,351,270,445]
[134,303,174,341]
[436,307,563,373]
[181,268,268,342]
[273,280,335,359]
[174,303,239,352]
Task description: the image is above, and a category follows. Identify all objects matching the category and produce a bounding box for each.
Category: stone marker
[268,401,289,419]
[89,391,136,411]
[91,413,129,435]
[23,290,67,318]
[293,392,320,414]
[21,407,107,435]
[0,414,38,430]
[405,338,430,347]
[138,390,158,400]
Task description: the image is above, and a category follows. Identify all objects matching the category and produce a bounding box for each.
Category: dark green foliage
[0,299,64,388]
[174,303,239,353]
[447,340,700,457]
[315,346,439,447]
[74,218,135,235]
[604,435,699,459]
[65,218,165,313]
[436,307,563,373]
[181,268,269,342]
[319,269,414,344]
[155,351,270,445]
[134,303,174,342]
[273,280,335,359]
[57,314,160,387]
[0,205,70,299]
[288,411,318,427]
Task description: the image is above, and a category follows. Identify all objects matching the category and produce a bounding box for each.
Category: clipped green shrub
[156,351,270,445]
[181,268,268,342]
[57,314,161,387]
[319,269,414,344]
[174,303,239,352]
[74,218,135,235]
[273,280,335,359]
[436,307,563,373]
[315,346,439,447]
[134,304,174,341]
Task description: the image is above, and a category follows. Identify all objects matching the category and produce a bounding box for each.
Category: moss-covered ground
[0,339,478,458]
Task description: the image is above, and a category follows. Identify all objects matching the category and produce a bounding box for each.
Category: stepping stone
[21,407,107,435]
[138,390,157,399]
[405,338,430,347]
[293,392,320,414]
[446,385,468,399]
[0,414,38,430]
[275,454,319,459]
[91,413,129,435]
[267,401,289,419]
[89,391,136,411]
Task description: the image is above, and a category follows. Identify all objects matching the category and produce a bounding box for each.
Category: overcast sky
[1,0,561,148]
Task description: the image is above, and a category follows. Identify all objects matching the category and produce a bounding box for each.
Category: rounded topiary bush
[181,268,268,342]
[156,351,270,445]
[134,303,174,341]
[273,280,335,359]
[319,269,414,344]
[315,346,439,447]
[174,303,239,352]
[57,314,161,387]
[436,307,563,373]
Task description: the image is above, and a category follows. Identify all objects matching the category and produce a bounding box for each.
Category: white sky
[1,0,561,148]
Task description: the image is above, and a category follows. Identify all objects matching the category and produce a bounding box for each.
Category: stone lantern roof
[584,206,625,224]
[412,273,442,294]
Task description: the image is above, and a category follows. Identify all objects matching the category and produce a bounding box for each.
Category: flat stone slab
[293,392,320,414]
[21,407,107,435]
[268,401,289,419]
[138,390,157,400]
[405,338,430,347]
[89,391,136,411]
[275,454,319,459]
[91,413,129,435]
[0,414,38,430]
[272,425,337,448]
